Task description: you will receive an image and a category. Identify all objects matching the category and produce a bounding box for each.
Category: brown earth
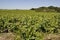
[44,34,60,40]
[0,33,60,40]
[0,33,15,40]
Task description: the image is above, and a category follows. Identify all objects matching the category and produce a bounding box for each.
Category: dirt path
[0,33,15,40]
[44,34,60,40]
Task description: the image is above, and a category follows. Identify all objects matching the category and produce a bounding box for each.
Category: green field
[0,10,60,40]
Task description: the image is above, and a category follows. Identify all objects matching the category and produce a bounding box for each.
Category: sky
[0,0,60,9]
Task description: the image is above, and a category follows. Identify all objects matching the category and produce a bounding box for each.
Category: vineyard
[0,10,60,40]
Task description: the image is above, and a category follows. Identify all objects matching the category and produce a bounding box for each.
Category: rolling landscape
[0,0,60,40]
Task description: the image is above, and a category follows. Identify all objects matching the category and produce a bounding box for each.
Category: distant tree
[30,8,35,10]
[48,6,55,9]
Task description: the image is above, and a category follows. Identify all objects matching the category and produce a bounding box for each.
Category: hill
[31,6,60,12]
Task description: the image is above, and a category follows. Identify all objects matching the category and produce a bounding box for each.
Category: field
[0,10,60,40]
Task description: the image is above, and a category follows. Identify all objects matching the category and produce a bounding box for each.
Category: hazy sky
[0,0,60,9]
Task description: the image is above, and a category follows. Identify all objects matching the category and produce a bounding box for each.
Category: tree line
[31,6,60,12]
